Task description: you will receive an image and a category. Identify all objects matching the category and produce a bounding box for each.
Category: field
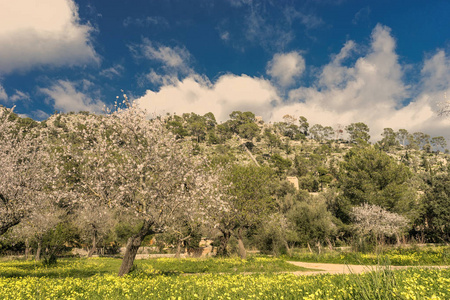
[0,256,449,299]
[287,246,450,266]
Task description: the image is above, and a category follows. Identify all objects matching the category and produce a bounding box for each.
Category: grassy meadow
[0,255,449,299]
[287,246,450,266]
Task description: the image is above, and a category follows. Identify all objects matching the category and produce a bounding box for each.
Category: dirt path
[288,261,414,275]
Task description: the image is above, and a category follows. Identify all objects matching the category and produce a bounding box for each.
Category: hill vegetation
[1,104,449,275]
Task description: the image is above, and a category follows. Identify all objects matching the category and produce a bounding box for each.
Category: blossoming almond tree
[0,107,52,236]
[351,203,409,246]
[48,104,226,276]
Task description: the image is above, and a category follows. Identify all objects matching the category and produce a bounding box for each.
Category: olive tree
[212,164,276,258]
[49,103,225,276]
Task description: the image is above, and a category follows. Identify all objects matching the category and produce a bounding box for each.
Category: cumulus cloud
[266,52,305,87]
[136,74,280,122]
[135,23,450,143]
[271,24,450,141]
[0,0,99,74]
[40,80,105,113]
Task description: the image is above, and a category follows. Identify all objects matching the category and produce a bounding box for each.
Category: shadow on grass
[0,257,123,279]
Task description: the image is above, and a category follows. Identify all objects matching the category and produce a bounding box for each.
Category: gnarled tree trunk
[217,230,231,256]
[35,240,42,261]
[87,232,97,257]
[236,229,246,259]
[118,219,154,276]
[25,238,30,260]
[237,238,246,259]
[175,235,191,258]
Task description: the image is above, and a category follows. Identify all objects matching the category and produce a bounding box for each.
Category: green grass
[139,256,308,274]
[0,259,449,299]
[286,246,450,266]
[0,256,308,279]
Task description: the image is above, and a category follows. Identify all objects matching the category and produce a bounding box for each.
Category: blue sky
[1,0,450,141]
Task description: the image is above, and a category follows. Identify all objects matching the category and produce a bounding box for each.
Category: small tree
[351,204,409,249]
[11,199,67,261]
[213,164,276,258]
[74,201,116,257]
[345,122,370,144]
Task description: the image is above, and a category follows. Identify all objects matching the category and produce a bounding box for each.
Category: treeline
[1,105,449,275]
[164,111,447,152]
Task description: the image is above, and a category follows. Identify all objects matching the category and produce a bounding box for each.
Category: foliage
[288,198,336,248]
[345,122,370,144]
[422,172,450,243]
[213,164,276,257]
[338,146,416,219]
[226,111,260,140]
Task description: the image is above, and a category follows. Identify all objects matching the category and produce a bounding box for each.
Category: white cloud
[270,24,450,141]
[0,0,99,74]
[32,110,50,120]
[10,90,30,102]
[40,80,105,113]
[100,64,124,79]
[136,74,280,122]
[421,50,450,93]
[266,52,305,87]
[135,39,191,70]
[220,31,230,41]
[131,39,194,87]
[0,84,7,102]
[135,23,450,143]
[0,85,30,103]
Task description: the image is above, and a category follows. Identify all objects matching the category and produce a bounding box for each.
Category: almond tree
[48,103,225,276]
[0,107,52,235]
[11,198,67,260]
[74,201,116,257]
[351,203,409,247]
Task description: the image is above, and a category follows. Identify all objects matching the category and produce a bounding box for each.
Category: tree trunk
[307,242,313,253]
[326,237,333,251]
[175,240,182,258]
[175,235,191,258]
[118,219,154,276]
[87,232,97,257]
[35,240,42,261]
[283,240,292,256]
[25,238,30,260]
[236,230,246,259]
[217,230,231,256]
